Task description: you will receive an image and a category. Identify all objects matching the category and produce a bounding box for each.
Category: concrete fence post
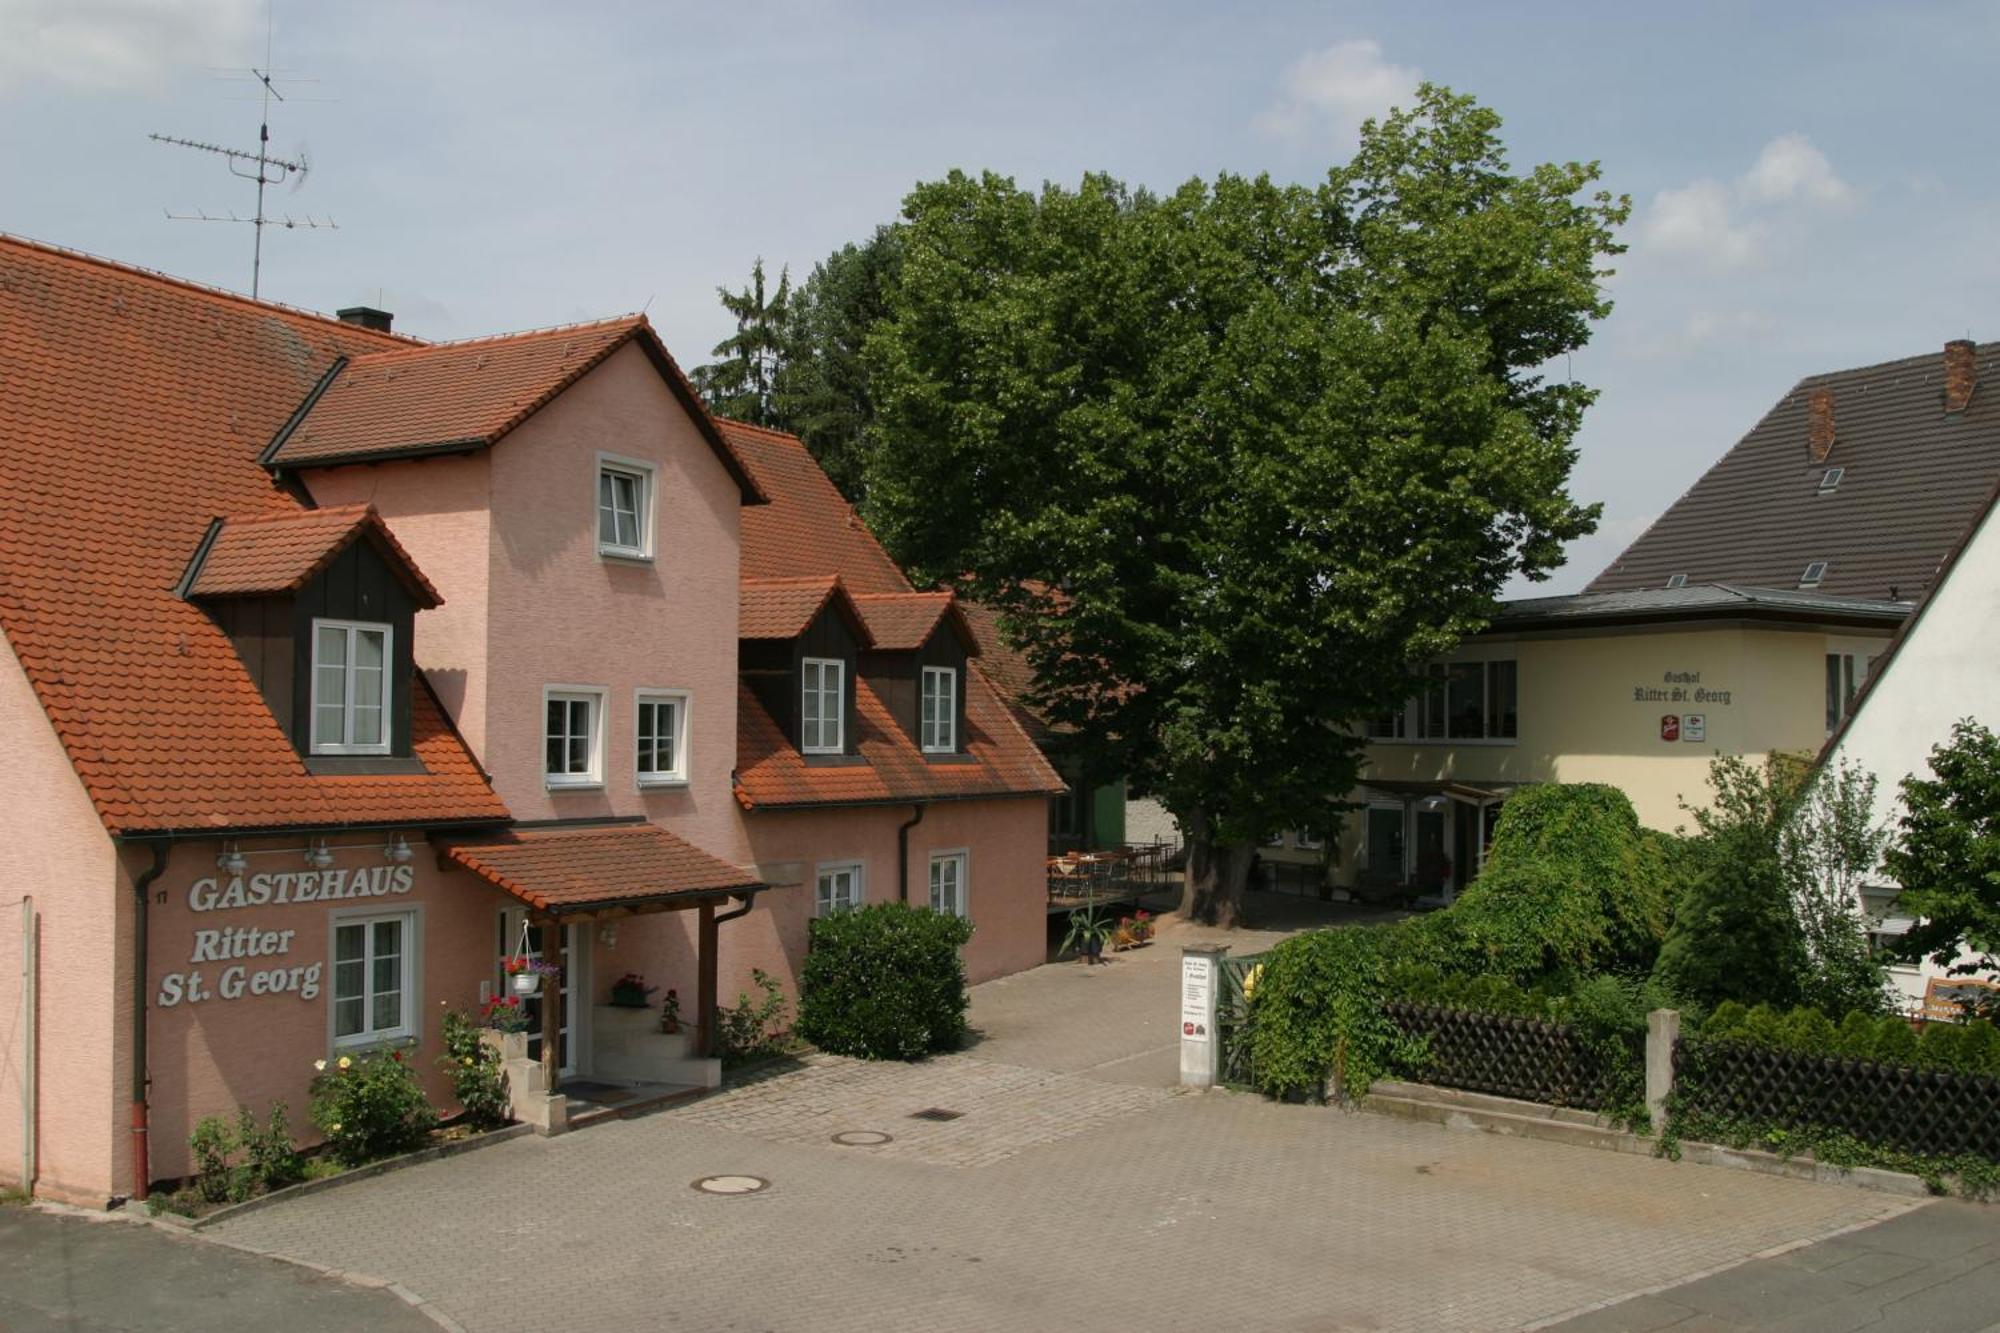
[1179,945,1228,1089]
[1646,1008,1681,1135]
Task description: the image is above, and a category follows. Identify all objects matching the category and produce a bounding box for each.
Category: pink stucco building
[0,235,1059,1206]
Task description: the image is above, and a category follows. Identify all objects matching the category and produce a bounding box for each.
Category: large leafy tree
[774,226,904,501]
[863,86,1626,924]
[1885,719,2000,980]
[692,257,792,425]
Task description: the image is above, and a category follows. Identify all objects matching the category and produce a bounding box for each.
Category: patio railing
[1046,839,1181,905]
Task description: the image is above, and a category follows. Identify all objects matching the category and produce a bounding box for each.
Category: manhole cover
[832,1130,893,1147]
[909,1107,964,1122]
[692,1174,769,1195]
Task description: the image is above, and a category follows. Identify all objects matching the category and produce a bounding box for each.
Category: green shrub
[308,1050,437,1166]
[1739,1003,1784,1046]
[719,968,794,1065]
[1919,1021,1972,1072]
[798,904,973,1061]
[1448,784,1672,980]
[1247,925,1404,1100]
[1779,1006,1837,1056]
[1872,1015,1919,1065]
[1704,1000,1749,1039]
[188,1102,301,1205]
[1835,1009,1878,1058]
[1962,1020,2000,1073]
[438,1009,510,1131]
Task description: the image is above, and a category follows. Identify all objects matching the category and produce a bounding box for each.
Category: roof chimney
[337,305,394,334]
[1807,387,1836,462]
[1944,339,1977,412]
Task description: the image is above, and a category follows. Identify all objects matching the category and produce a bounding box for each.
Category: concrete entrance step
[1369,1080,1609,1128]
[1364,1081,1629,1154]
[565,1081,706,1129]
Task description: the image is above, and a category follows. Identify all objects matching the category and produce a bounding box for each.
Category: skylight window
[1665,573,1688,589]
[1818,467,1845,495]
[1799,561,1829,589]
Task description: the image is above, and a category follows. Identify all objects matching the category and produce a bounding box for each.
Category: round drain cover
[692,1174,769,1196]
[831,1130,893,1147]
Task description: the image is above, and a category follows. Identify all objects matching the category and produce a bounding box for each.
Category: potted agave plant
[503,955,562,997]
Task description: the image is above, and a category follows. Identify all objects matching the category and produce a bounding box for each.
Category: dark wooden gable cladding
[205,536,423,766]
[862,620,969,758]
[741,597,863,758]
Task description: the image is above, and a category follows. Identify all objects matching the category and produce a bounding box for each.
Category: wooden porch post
[538,916,563,1094]
[698,900,719,1059]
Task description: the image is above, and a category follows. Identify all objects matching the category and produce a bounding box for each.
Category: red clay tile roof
[723,419,910,592]
[954,598,1060,746]
[265,317,766,502]
[0,233,507,834]
[187,503,443,608]
[739,575,873,645]
[735,666,1062,810]
[440,822,762,913]
[851,592,978,654]
[721,416,1060,807]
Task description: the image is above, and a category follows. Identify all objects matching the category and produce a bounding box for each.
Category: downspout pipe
[896,803,927,904]
[714,889,760,927]
[128,839,172,1204]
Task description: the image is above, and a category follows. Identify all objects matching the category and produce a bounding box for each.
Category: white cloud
[1739,132,1853,206]
[1643,179,1763,270]
[1634,307,1775,358]
[1255,38,1420,142]
[1639,133,1854,270]
[0,0,261,94]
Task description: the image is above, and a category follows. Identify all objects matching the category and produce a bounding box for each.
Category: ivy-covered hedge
[797,903,974,1061]
[1242,784,1672,1103]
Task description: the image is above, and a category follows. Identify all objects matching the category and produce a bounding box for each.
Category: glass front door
[1413,807,1450,897]
[497,911,584,1077]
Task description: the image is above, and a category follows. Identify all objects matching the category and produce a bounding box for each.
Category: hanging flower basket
[502,955,562,997]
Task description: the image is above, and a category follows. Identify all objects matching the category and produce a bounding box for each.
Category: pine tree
[692,257,792,426]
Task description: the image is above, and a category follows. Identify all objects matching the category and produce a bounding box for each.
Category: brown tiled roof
[1590,342,2000,600]
[264,317,765,502]
[723,419,910,592]
[0,234,507,834]
[440,822,762,914]
[739,575,872,645]
[721,418,1061,807]
[187,503,443,608]
[851,592,977,654]
[954,597,1060,746]
[734,665,1063,809]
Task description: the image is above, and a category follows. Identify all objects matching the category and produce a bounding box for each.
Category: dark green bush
[1447,784,1673,980]
[438,1008,510,1130]
[1872,1015,1919,1065]
[1835,1009,1878,1058]
[798,904,973,1061]
[188,1102,302,1205]
[1704,1000,1748,1038]
[1247,925,1405,1100]
[1780,1007,1838,1055]
[719,968,793,1065]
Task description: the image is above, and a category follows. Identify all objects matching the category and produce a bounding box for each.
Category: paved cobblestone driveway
[209,913,1918,1332]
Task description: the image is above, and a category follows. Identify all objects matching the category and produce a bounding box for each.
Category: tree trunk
[1180,813,1255,927]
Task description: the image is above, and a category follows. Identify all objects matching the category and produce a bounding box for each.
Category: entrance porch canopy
[1359,778,1513,804]
[437,820,768,1087]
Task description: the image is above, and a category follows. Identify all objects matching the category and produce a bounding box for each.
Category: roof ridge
[0,230,421,347]
[1793,339,2000,391]
[220,500,372,526]
[743,573,840,588]
[348,313,645,360]
[712,416,801,441]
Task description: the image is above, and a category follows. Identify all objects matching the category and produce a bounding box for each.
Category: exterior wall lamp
[304,839,335,870]
[383,833,415,865]
[215,841,247,876]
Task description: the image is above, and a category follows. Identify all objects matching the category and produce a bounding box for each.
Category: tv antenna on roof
[151,9,333,299]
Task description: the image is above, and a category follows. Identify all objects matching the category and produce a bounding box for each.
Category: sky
[3,0,1997,593]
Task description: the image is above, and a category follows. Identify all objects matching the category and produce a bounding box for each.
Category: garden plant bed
[143,1119,534,1230]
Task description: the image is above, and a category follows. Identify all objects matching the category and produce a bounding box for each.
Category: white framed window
[596,453,655,560]
[802,657,844,754]
[920,665,958,753]
[929,850,968,918]
[1825,653,1865,736]
[310,618,392,755]
[815,861,863,917]
[332,910,416,1045]
[635,689,689,785]
[544,686,606,787]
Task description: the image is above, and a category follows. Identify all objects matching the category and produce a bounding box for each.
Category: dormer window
[802,657,845,754]
[597,454,654,560]
[1817,467,1844,495]
[311,619,392,755]
[921,666,958,753]
[1800,560,1828,589]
